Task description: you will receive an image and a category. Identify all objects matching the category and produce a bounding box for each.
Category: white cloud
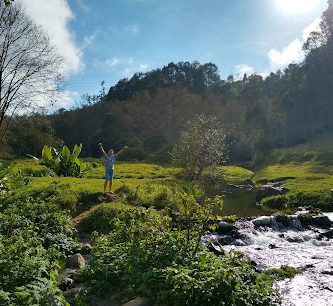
[56,90,79,109]
[122,68,132,77]
[234,64,255,79]
[20,0,84,75]
[302,17,321,40]
[139,64,149,71]
[268,18,322,70]
[105,57,121,68]
[268,39,304,70]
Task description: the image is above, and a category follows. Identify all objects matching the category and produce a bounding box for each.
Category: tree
[171,114,228,180]
[0,2,63,142]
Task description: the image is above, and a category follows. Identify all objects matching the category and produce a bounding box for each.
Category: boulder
[256,186,288,201]
[318,229,333,240]
[217,221,236,234]
[67,253,85,269]
[122,298,150,306]
[252,216,273,227]
[207,241,224,256]
[81,243,92,255]
[59,277,75,291]
[312,215,332,228]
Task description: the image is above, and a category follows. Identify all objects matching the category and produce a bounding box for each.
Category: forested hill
[4,1,333,164]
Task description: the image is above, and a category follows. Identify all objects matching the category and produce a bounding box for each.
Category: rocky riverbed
[204,210,333,306]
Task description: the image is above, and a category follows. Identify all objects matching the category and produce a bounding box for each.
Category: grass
[267,134,333,165]
[253,162,333,211]
[202,165,254,186]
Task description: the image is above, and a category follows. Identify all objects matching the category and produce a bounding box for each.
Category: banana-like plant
[29,144,87,177]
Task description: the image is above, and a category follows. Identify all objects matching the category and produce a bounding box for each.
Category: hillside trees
[0,2,63,142]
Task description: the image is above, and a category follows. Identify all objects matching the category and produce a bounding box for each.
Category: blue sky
[22,0,328,108]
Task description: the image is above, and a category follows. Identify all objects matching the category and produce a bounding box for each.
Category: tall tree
[0,2,63,142]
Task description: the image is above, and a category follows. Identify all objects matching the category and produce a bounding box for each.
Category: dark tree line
[2,1,333,165]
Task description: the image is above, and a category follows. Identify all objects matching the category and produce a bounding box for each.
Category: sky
[20,0,328,109]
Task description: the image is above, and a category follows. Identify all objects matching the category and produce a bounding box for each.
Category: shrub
[29,144,87,177]
[79,202,142,233]
[0,197,77,305]
[81,208,279,305]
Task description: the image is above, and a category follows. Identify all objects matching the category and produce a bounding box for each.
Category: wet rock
[319,230,333,240]
[233,239,246,246]
[207,241,224,256]
[275,214,290,226]
[217,235,236,245]
[122,298,150,306]
[67,253,85,269]
[312,215,332,228]
[218,221,236,234]
[59,277,75,291]
[252,216,274,227]
[81,243,92,255]
[256,186,288,201]
[226,183,254,191]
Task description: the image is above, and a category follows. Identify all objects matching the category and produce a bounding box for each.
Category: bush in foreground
[81,209,279,305]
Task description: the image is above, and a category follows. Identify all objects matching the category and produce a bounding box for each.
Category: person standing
[98,143,128,194]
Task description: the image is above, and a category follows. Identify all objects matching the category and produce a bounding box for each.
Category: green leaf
[61,146,70,163]
[72,144,82,158]
[41,145,52,161]
[80,163,87,172]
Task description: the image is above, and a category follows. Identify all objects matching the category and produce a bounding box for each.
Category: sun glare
[276,0,317,14]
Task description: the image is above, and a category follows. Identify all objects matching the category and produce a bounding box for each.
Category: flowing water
[205,213,333,306]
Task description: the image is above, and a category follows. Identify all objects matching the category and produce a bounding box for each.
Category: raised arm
[115,146,128,157]
[98,143,107,157]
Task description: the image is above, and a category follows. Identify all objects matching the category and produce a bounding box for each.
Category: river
[206,212,333,306]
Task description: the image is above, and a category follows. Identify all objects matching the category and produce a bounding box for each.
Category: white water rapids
[207,213,333,306]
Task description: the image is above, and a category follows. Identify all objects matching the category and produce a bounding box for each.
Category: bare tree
[0,2,63,142]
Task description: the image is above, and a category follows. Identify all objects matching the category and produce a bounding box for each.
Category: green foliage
[30,144,87,177]
[261,191,333,211]
[81,208,279,305]
[171,114,228,180]
[79,202,142,234]
[254,162,333,211]
[261,266,300,283]
[0,196,76,305]
[116,182,204,210]
[0,162,10,195]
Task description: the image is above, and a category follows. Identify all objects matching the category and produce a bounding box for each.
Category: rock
[218,221,236,234]
[67,253,85,269]
[233,239,246,246]
[268,244,278,249]
[207,241,224,256]
[312,215,332,228]
[81,243,92,255]
[226,183,254,191]
[59,277,75,291]
[318,229,333,240]
[103,192,117,202]
[256,186,288,201]
[321,270,333,275]
[122,298,150,306]
[252,216,273,227]
[63,288,80,299]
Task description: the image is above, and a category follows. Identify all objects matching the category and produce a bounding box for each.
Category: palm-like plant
[30,144,87,177]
